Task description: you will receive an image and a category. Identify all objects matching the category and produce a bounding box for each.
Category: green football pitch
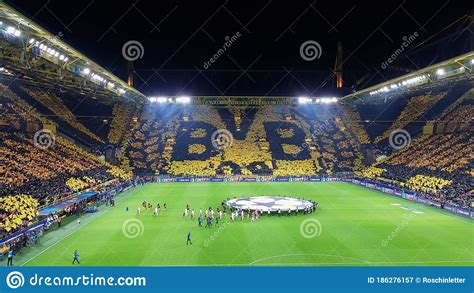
[13,182,474,266]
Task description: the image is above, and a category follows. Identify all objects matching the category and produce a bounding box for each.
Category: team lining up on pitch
[7,181,473,267]
[131,195,318,245]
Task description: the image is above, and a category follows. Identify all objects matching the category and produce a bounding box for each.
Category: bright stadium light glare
[118,88,126,94]
[83,68,90,75]
[471,59,474,64]
[176,96,191,104]
[59,55,65,61]
[29,38,35,44]
[6,26,20,36]
[148,97,157,103]
[436,68,445,76]
[298,97,312,104]
[157,97,168,103]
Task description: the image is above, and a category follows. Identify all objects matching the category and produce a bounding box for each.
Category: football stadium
[0,0,472,291]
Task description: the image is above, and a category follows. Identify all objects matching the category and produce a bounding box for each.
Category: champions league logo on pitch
[225,196,316,213]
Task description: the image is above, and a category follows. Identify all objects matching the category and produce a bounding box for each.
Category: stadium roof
[342,51,474,102]
[0,2,146,103]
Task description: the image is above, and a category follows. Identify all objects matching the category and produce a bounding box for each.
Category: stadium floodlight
[59,55,65,61]
[298,97,312,104]
[108,82,115,88]
[118,88,126,94]
[436,68,445,76]
[176,96,191,104]
[29,38,35,44]
[471,59,474,64]
[6,26,21,37]
[91,74,105,83]
[148,96,167,103]
[83,68,91,75]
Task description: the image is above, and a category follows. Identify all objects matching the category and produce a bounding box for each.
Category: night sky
[5,0,473,96]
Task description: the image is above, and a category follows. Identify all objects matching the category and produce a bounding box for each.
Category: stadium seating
[0,194,39,236]
[356,91,473,209]
[0,72,472,232]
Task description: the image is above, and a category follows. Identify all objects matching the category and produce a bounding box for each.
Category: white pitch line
[249,253,474,265]
[20,213,99,266]
[20,187,140,266]
[249,253,371,265]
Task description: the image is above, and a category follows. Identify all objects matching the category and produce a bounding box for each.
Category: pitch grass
[18,182,474,266]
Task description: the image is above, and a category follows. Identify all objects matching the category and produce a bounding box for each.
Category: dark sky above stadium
[5,0,473,96]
